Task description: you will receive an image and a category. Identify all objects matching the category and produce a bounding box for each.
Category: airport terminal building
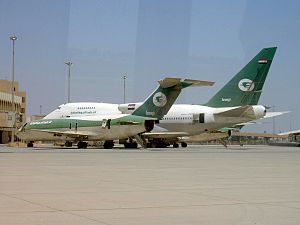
[0,80,26,143]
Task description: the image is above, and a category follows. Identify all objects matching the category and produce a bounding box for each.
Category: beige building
[0,80,26,143]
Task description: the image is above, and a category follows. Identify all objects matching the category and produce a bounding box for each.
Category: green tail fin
[133,77,214,119]
[205,47,277,107]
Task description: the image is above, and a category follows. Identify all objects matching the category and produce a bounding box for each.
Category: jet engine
[252,105,267,119]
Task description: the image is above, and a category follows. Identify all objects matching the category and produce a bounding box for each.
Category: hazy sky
[0,0,299,133]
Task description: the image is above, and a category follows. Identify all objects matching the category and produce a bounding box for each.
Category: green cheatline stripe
[27,114,152,130]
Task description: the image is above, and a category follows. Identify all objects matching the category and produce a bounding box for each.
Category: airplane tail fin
[132,77,214,119]
[205,47,277,107]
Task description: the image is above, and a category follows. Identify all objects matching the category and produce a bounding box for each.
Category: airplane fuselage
[18,114,154,142]
[42,102,266,137]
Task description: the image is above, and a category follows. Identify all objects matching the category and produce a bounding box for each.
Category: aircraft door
[192,113,205,124]
[192,114,199,124]
[101,119,111,129]
[199,113,205,123]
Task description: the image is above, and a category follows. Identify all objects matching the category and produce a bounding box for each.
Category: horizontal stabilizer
[158,77,214,88]
[181,78,215,87]
[158,77,181,88]
[133,77,214,120]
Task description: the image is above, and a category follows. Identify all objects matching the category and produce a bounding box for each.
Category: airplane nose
[16,124,30,141]
[19,122,28,132]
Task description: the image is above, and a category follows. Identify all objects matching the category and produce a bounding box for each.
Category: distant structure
[0,80,26,143]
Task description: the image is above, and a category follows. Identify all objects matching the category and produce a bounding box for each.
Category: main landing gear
[124,142,138,148]
[173,143,179,148]
[27,141,34,148]
[77,141,88,149]
[181,142,187,148]
[65,141,72,147]
[103,140,114,149]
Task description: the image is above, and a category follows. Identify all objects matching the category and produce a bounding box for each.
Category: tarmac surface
[0,145,300,225]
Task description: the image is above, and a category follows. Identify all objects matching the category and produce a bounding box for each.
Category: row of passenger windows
[162,117,192,120]
[77,107,96,110]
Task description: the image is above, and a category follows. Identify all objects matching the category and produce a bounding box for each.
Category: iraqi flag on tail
[128,103,136,110]
[258,58,268,64]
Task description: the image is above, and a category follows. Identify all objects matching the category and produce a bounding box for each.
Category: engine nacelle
[252,105,267,119]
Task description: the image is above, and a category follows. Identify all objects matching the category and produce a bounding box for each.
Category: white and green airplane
[17,78,213,148]
[117,47,286,147]
[35,47,286,148]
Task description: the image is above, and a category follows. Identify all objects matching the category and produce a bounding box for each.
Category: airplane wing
[278,129,300,136]
[18,114,159,142]
[231,131,288,138]
[183,132,229,142]
[31,129,99,137]
[263,111,290,119]
[183,131,288,147]
[235,111,290,126]
[142,131,189,139]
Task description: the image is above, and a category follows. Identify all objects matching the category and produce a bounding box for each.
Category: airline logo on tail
[153,92,167,107]
[238,79,254,92]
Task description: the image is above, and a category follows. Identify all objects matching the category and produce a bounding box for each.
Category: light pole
[10,35,17,143]
[123,75,126,103]
[65,61,72,103]
[272,105,276,134]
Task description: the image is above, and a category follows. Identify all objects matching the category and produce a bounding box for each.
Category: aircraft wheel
[173,143,179,148]
[65,141,72,147]
[27,142,34,148]
[146,143,152,148]
[158,141,167,148]
[77,141,84,149]
[124,142,138,149]
[151,142,157,148]
[83,142,88,149]
[104,140,114,149]
[181,142,187,148]
[132,142,138,148]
